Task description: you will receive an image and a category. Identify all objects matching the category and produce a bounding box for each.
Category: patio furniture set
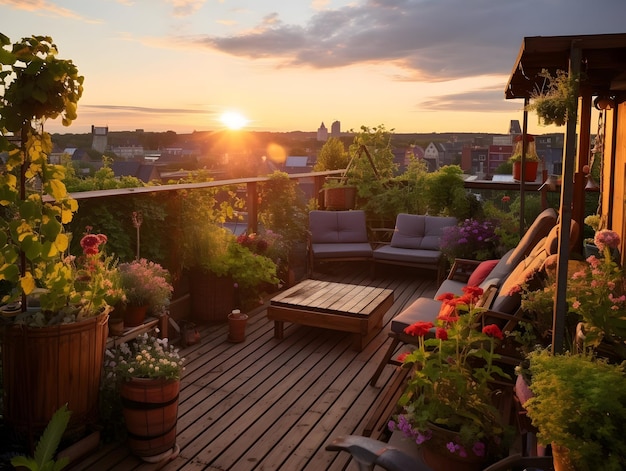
[266,207,579,470]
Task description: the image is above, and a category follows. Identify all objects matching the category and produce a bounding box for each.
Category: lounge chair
[307,210,373,276]
[369,208,566,387]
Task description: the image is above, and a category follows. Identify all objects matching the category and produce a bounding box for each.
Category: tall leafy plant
[0,34,83,312]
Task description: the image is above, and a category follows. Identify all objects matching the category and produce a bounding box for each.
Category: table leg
[274,320,284,339]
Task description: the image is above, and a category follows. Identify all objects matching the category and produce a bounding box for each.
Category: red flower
[461,286,484,303]
[501,195,510,203]
[435,327,448,340]
[482,324,503,340]
[435,292,456,302]
[404,321,434,337]
[80,234,103,255]
[396,352,410,363]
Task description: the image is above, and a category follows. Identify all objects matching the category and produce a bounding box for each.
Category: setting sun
[220,111,249,130]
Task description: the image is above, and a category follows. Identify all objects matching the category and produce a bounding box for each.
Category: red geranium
[482,324,503,340]
[404,321,434,337]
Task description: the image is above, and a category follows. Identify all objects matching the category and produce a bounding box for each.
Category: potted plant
[439,218,501,263]
[524,349,626,471]
[104,333,185,460]
[526,69,579,127]
[183,223,278,322]
[258,171,308,284]
[388,287,514,470]
[582,214,603,258]
[118,258,173,326]
[520,229,626,361]
[509,134,541,181]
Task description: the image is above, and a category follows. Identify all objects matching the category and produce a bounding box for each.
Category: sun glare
[220,111,249,130]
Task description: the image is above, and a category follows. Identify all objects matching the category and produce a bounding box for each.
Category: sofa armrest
[369,227,395,249]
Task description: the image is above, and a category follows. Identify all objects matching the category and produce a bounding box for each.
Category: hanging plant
[526,69,579,126]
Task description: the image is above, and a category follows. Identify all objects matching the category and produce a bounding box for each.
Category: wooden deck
[73,263,438,471]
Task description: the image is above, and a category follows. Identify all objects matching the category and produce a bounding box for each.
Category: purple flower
[472,441,486,457]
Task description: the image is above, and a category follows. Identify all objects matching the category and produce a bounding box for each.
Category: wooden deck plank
[69,264,438,470]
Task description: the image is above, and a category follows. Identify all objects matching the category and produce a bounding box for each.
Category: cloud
[0,0,99,22]
[82,104,210,115]
[420,87,523,112]
[165,0,205,17]
[182,0,626,82]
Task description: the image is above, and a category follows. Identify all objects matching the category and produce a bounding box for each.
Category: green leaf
[11,404,71,471]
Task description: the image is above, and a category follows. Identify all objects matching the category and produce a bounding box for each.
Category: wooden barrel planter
[1,311,109,440]
[120,378,180,458]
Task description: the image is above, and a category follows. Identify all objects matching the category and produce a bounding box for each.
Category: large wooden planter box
[188,270,235,323]
[2,312,109,440]
[322,186,357,210]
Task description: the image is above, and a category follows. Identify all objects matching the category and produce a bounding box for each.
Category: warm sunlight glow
[220,111,249,130]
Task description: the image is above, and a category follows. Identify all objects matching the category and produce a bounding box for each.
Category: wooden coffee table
[267,279,394,351]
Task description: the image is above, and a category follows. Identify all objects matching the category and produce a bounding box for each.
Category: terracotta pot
[108,317,125,337]
[228,310,249,343]
[124,304,148,327]
[551,443,577,471]
[121,377,180,459]
[2,312,109,439]
[513,161,539,182]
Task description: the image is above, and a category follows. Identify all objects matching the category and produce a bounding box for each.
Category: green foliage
[0,35,83,131]
[425,165,480,219]
[258,171,307,253]
[314,137,348,171]
[346,124,397,186]
[526,69,579,127]
[525,350,626,471]
[11,404,71,471]
[63,157,143,192]
[0,34,83,315]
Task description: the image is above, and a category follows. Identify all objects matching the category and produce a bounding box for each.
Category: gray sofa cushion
[373,246,441,264]
[391,297,442,334]
[421,216,458,250]
[390,214,425,249]
[389,214,457,250]
[311,242,373,259]
[309,210,369,244]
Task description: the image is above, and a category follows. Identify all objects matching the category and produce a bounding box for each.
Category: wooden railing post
[247,181,258,234]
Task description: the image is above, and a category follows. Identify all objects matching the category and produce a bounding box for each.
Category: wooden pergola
[504,33,626,352]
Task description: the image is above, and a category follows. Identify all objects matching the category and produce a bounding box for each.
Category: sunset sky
[1,0,625,136]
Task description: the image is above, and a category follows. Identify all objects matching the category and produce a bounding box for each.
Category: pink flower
[595,229,620,251]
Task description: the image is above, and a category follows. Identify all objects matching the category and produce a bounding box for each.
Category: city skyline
[1,0,624,136]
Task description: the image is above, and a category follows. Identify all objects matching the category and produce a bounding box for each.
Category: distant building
[91,126,108,154]
[509,119,522,135]
[110,146,144,160]
[331,121,341,138]
[317,122,328,142]
[423,142,446,171]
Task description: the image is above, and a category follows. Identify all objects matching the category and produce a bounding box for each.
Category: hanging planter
[526,69,579,126]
